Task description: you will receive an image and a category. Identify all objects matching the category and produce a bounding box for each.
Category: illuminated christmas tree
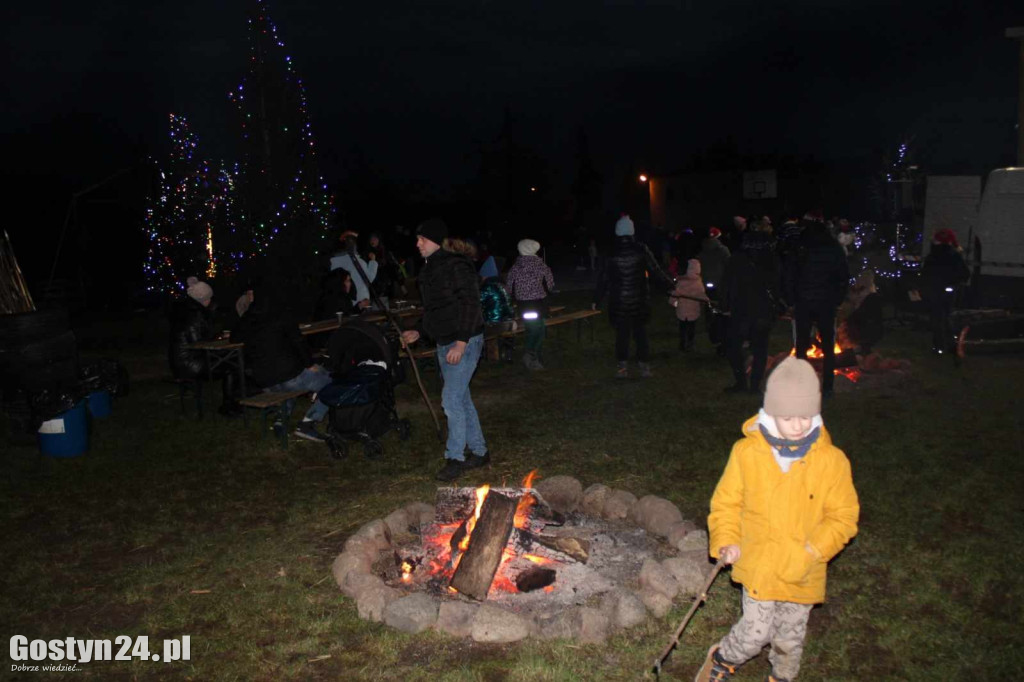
[229,0,335,297]
[142,113,239,294]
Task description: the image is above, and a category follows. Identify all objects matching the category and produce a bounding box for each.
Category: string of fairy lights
[227,0,334,258]
[143,0,334,294]
[142,113,239,293]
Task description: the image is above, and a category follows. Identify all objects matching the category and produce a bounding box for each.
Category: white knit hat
[517,239,540,256]
[187,280,213,304]
[614,215,635,236]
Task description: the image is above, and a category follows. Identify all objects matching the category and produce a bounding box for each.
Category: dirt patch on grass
[398,637,514,680]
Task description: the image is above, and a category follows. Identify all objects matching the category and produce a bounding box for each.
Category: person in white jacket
[329,230,378,309]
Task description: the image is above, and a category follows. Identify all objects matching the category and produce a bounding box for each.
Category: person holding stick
[401,219,490,482]
[695,357,859,682]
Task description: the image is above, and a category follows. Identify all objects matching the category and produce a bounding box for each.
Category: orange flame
[790,339,845,371]
[514,469,540,529]
[401,560,413,583]
[458,484,490,552]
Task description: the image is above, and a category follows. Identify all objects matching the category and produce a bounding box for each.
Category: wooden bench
[238,390,310,447]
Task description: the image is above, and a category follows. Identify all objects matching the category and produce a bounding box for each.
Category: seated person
[329,230,378,310]
[232,285,332,442]
[479,256,514,325]
[838,269,884,353]
[478,256,516,362]
[168,278,241,417]
[316,268,358,320]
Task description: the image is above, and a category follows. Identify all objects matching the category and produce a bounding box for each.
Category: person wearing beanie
[594,214,675,378]
[506,239,555,371]
[784,212,849,397]
[168,279,243,418]
[402,219,490,482]
[695,356,859,682]
[921,228,970,354]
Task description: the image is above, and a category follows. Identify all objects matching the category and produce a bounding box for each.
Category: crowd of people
[166,211,969,473]
[160,209,984,680]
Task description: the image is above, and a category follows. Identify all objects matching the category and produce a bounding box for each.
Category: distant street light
[638,174,648,183]
[530,187,537,192]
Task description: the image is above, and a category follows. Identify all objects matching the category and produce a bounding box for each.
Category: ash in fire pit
[332,474,713,644]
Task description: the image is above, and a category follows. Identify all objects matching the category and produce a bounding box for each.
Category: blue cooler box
[87,390,112,418]
[37,401,89,458]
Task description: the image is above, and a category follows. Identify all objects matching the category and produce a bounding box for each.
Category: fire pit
[332,474,711,644]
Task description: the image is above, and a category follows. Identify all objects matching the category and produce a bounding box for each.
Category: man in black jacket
[233,288,332,442]
[786,215,850,396]
[401,219,490,482]
[720,231,782,393]
[593,215,675,378]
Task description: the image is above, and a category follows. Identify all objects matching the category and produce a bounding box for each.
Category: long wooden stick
[343,240,443,441]
[651,559,724,677]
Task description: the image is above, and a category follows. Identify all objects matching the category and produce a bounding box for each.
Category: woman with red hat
[921,229,970,354]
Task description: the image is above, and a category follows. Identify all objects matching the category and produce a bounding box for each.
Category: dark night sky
[2,0,1021,267]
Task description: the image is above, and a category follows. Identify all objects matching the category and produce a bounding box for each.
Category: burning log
[511,528,589,564]
[515,566,557,593]
[449,492,517,601]
[434,486,558,527]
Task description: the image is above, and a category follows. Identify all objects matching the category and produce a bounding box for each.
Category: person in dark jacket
[786,216,850,396]
[920,228,970,354]
[233,287,332,442]
[838,269,884,353]
[401,219,490,482]
[315,268,358,321]
[168,278,241,417]
[698,226,732,353]
[720,231,782,393]
[593,214,675,378]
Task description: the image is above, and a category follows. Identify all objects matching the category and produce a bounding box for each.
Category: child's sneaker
[694,645,737,682]
[294,421,326,442]
[615,361,629,379]
[639,362,653,378]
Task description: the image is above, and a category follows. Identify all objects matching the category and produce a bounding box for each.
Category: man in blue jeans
[401,219,490,481]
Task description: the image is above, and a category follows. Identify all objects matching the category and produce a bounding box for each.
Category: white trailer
[975,167,1024,278]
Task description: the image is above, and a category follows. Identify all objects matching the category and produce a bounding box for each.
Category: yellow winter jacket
[708,414,860,604]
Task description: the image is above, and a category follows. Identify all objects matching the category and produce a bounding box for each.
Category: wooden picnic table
[185,306,424,396]
[297,306,424,336]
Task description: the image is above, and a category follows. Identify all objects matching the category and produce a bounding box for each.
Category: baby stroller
[319,320,411,460]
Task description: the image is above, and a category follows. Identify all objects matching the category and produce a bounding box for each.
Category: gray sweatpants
[717,588,813,680]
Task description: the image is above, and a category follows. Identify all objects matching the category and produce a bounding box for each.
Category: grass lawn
[3,291,1023,681]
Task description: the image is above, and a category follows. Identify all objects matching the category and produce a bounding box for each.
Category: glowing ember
[523,554,550,565]
[401,560,414,583]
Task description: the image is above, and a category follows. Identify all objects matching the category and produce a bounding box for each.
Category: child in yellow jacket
[695,357,859,682]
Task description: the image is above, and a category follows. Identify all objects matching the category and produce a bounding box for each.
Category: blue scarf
[759,425,821,459]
